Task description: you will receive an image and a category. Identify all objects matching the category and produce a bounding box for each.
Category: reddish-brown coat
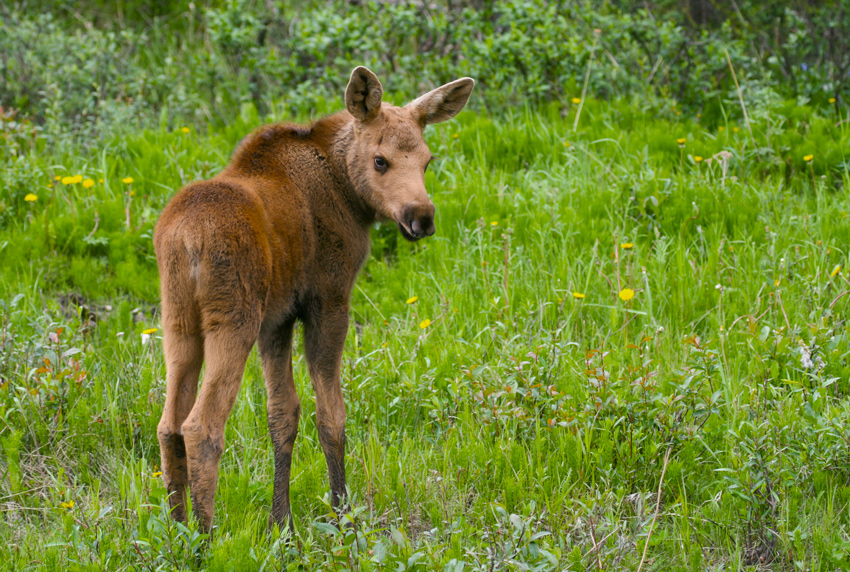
[154,67,474,531]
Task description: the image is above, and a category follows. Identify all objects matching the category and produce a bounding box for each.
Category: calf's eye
[374,156,388,171]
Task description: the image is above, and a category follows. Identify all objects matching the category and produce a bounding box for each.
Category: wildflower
[60,500,75,510]
[181,127,191,133]
[831,265,841,277]
[803,155,813,162]
[490,221,498,226]
[572,292,586,299]
[676,138,686,145]
[405,296,418,304]
[718,126,725,131]
[71,175,83,184]
[122,177,134,184]
[829,98,836,103]
[694,156,703,163]
[24,194,38,202]
[733,127,739,132]
[419,319,431,329]
[61,176,74,184]
[152,471,163,478]
[98,178,104,183]
[618,288,635,301]
[452,133,459,139]
[572,97,581,104]
[54,175,62,181]
[774,279,780,287]
[142,328,158,335]
[83,179,94,189]
[563,141,570,147]
[620,243,633,249]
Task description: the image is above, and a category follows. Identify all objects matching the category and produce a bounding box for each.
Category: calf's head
[343,67,474,241]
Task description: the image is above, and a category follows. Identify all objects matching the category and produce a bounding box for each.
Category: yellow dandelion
[803,155,813,162]
[82,179,94,189]
[98,178,104,183]
[405,296,419,304]
[733,127,739,132]
[141,328,158,335]
[831,265,841,277]
[181,127,191,134]
[572,292,585,299]
[152,471,163,478]
[490,221,498,226]
[618,288,635,301]
[24,193,38,202]
[829,98,836,103]
[129,190,135,197]
[694,156,703,163]
[563,141,570,147]
[452,133,459,139]
[572,97,581,104]
[54,175,62,181]
[774,279,780,287]
[676,138,686,145]
[61,176,74,184]
[71,175,83,184]
[419,319,431,329]
[620,243,633,249]
[60,500,75,510]
[718,126,725,131]
[122,177,134,184]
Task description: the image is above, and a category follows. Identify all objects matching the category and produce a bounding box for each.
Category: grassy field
[2,90,850,571]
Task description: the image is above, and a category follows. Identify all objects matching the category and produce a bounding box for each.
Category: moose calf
[154,67,474,531]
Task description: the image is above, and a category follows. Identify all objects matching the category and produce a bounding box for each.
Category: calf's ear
[406,78,475,126]
[345,67,384,122]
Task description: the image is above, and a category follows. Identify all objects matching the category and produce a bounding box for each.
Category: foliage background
[2,1,850,570]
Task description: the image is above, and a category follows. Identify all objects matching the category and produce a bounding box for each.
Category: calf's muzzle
[400,202,436,241]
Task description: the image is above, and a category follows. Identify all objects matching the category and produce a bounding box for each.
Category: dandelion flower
[718,126,725,131]
[71,175,83,184]
[694,156,703,163]
[619,288,635,301]
[24,194,38,202]
[676,138,686,145]
[142,328,158,335]
[98,178,104,183]
[419,319,431,329]
[405,296,418,304]
[774,279,780,286]
[620,243,633,249]
[831,265,841,277]
[122,177,134,184]
[803,155,813,162]
[152,471,163,478]
[572,292,585,299]
[61,176,74,184]
[83,179,94,189]
[54,175,62,181]
[452,133,459,139]
[563,141,570,147]
[572,97,581,104]
[829,98,836,103]
[733,127,739,133]
[181,127,191,134]
[60,500,75,510]
[490,221,498,226]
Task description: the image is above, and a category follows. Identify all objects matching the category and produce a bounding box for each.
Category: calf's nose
[403,202,436,238]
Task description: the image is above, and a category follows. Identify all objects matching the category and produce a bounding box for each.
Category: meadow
[3,2,850,571]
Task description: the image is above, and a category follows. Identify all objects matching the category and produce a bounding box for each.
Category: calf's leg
[181,328,257,532]
[304,306,349,513]
[258,319,300,530]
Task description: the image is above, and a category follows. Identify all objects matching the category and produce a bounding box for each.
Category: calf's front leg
[304,305,350,514]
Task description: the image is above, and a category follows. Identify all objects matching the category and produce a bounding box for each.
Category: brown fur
[154,67,474,532]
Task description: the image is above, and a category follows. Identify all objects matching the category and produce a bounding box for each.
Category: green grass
[2,96,850,571]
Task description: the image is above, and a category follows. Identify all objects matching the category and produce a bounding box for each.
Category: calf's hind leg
[181,325,258,532]
[157,324,203,522]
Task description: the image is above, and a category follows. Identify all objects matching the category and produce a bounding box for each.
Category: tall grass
[2,91,850,570]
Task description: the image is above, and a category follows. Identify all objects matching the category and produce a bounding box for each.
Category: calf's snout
[402,202,436,238]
